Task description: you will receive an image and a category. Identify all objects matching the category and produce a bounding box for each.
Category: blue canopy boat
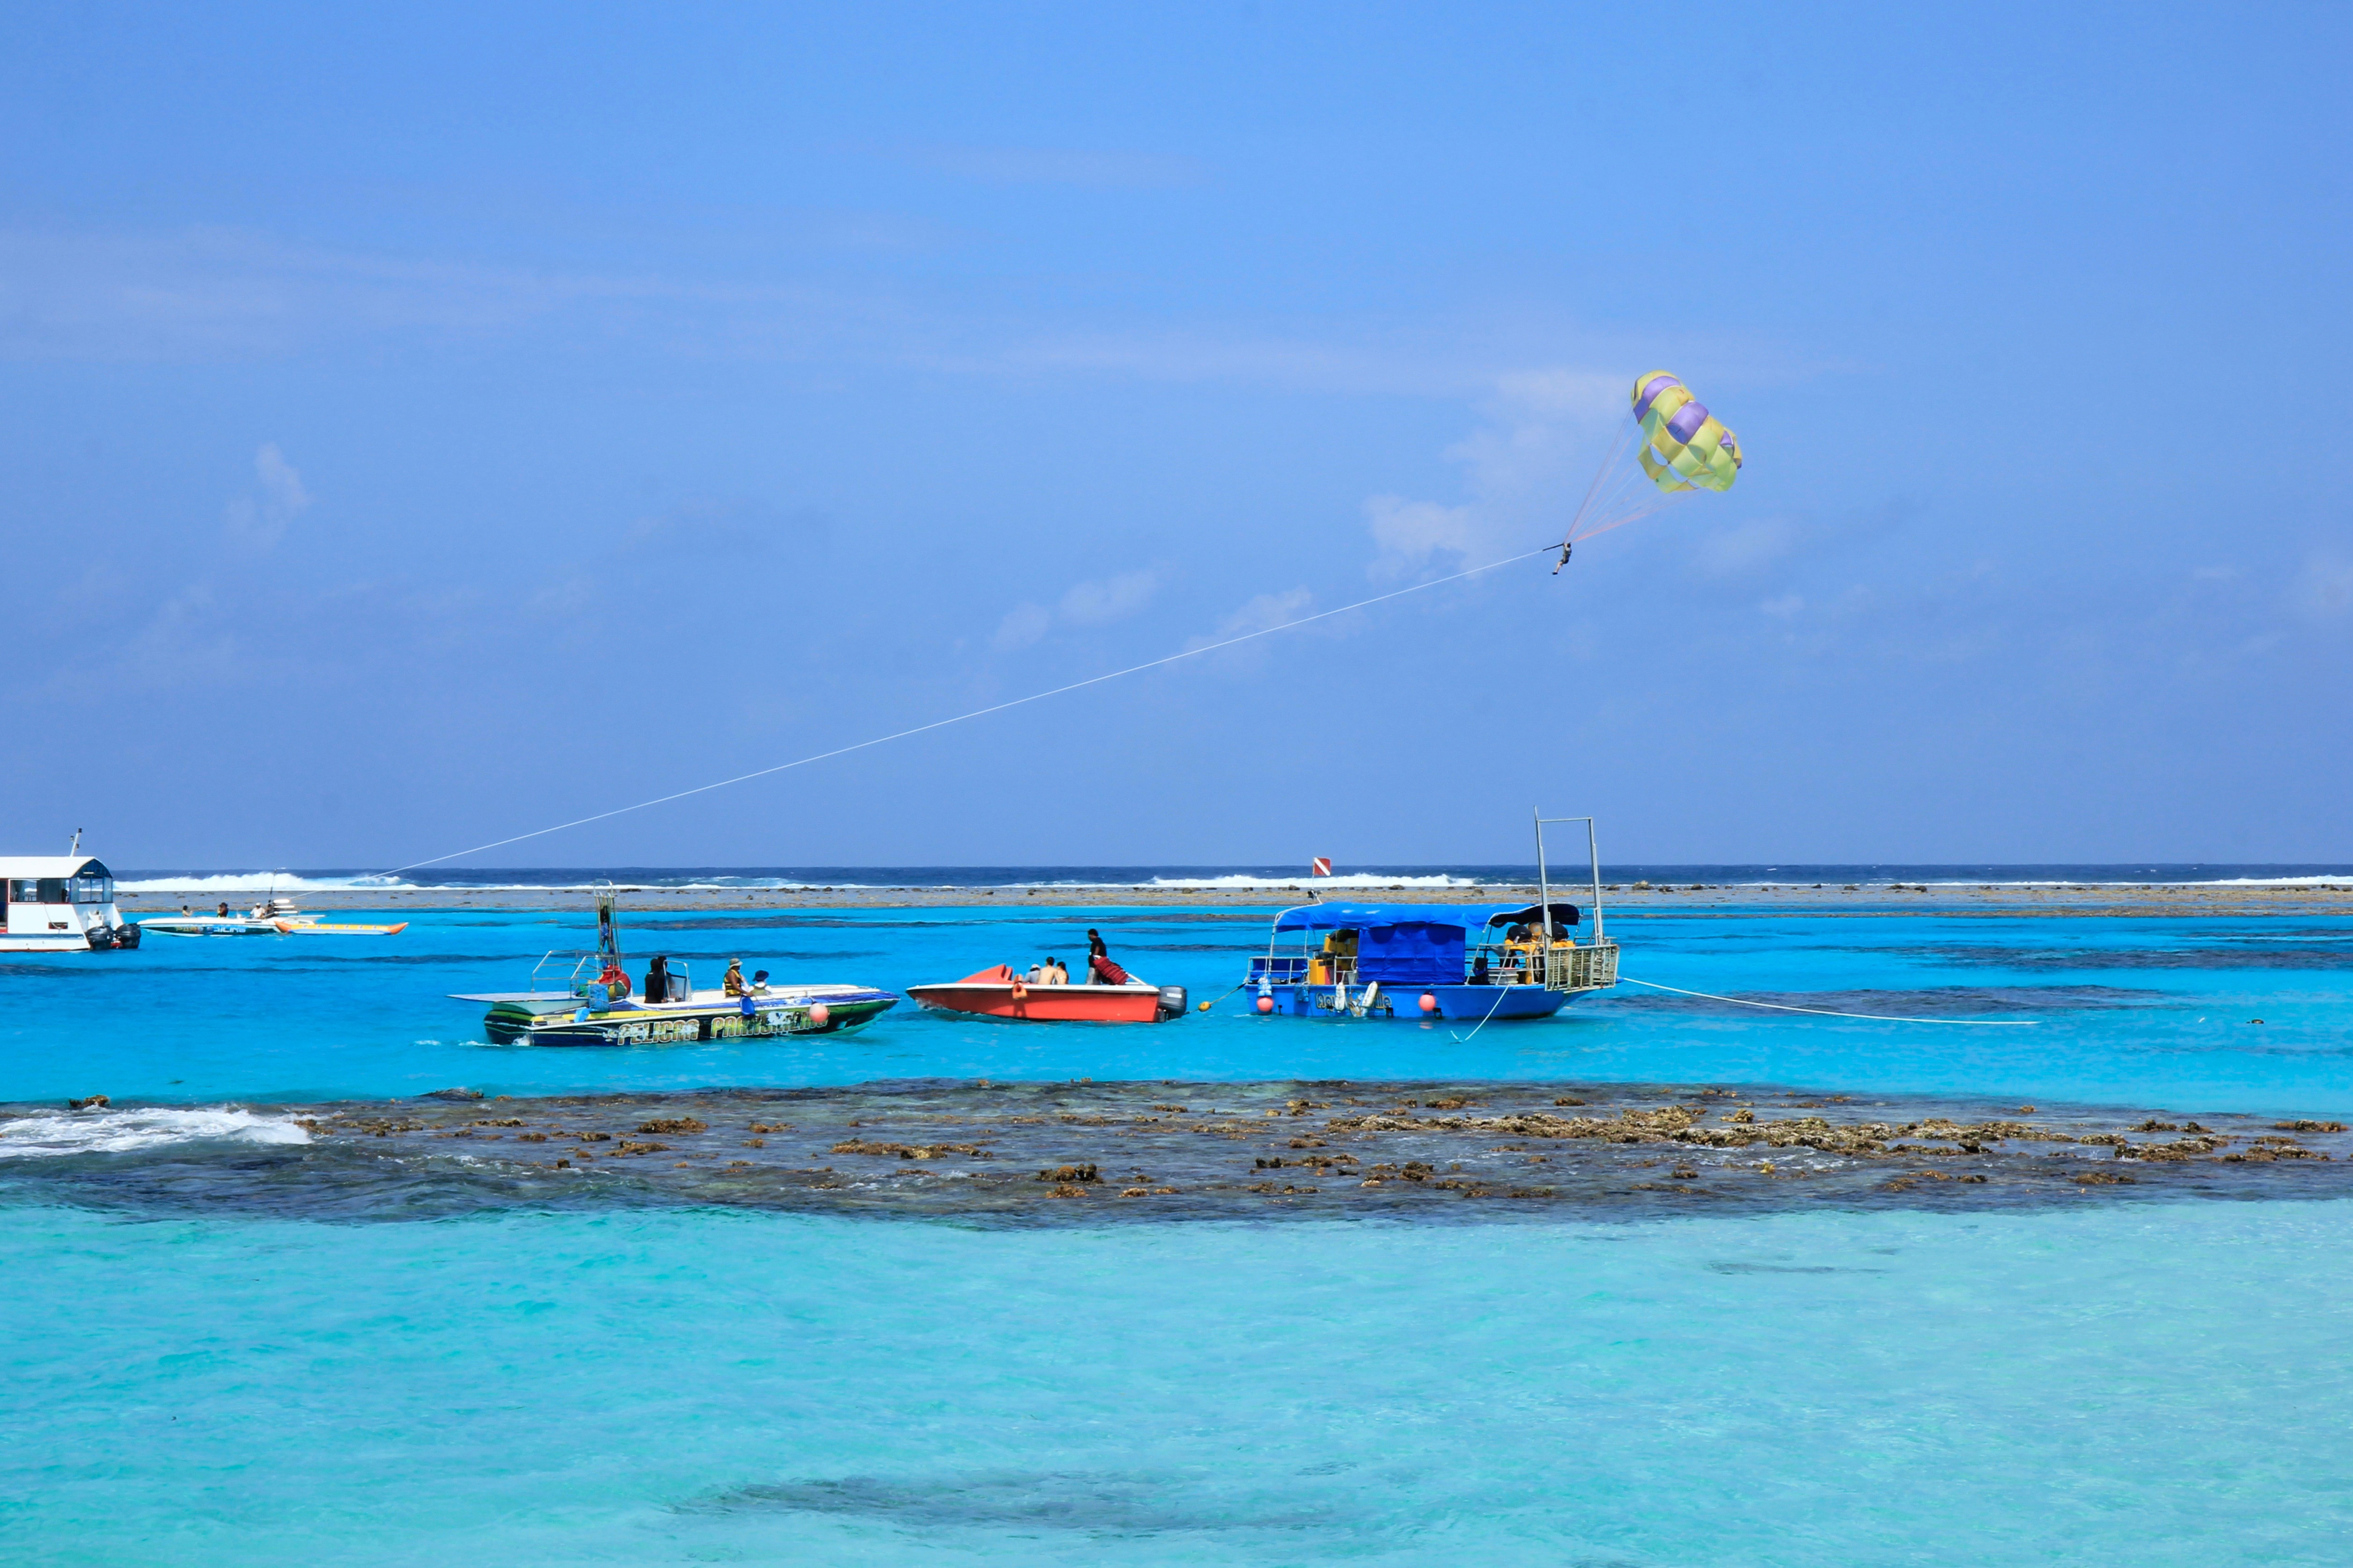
[1243,813,1621,1022]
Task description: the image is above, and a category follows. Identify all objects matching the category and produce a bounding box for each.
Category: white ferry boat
[0,852,141,953]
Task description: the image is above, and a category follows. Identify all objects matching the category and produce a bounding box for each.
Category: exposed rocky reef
[7,1079,2349,1225]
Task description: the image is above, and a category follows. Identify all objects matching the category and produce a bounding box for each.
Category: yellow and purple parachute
[1555,369,1742,569]
[1630,371,1741,494]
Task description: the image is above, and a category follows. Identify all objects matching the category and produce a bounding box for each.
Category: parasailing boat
[449,885,896,1047]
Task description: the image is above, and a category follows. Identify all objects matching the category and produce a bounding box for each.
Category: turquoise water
[8,904,2351,1114]
[10,1202,2353,1564]
[6,901,2353,1562]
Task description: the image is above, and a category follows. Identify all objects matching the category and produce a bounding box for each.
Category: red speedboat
[907,965,1188,1023]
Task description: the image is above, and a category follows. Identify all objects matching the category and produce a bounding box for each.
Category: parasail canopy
[1553,367,1745,568]
[1630,371,1741,494]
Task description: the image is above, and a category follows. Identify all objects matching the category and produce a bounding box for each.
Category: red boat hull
[907,981,1171,1023]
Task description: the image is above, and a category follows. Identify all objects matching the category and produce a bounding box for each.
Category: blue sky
[3,2,2347,868]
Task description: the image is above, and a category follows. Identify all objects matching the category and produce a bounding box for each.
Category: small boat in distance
[907,965,1188,1023]
[449,885,897,1046]
[1241,812,1620,1021]
[1,843,141,953]
[141,894,410,938]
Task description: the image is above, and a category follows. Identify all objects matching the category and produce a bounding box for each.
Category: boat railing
[1540,940,1619,993]
[1248,955,1353,985]
[526,950,599,998]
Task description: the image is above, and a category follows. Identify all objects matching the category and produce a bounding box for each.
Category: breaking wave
[1139,873,1490,890]
[117,873,409,894]
[0,1106,313,1158]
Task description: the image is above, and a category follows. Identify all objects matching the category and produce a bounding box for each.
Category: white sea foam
[0,1106,313,1158]
[1136,872,1493,890]
[117,872,411,894]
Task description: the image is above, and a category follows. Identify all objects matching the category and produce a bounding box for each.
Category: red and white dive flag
[1310,857,1333,878]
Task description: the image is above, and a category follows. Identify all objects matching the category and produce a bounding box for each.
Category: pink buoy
[1419,993,1438,1013]
[1256,995,1274,1014]
[808,1002,831,1027]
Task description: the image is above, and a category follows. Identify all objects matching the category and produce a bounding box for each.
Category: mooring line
[1618,975,2040,1025]
[1449,982,1515,1043]
[383,545,1553,874]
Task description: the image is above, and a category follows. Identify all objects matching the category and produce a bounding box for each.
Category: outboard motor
[1155,985,1188,1021]
[114,920,141,950]
[85,925,115,951]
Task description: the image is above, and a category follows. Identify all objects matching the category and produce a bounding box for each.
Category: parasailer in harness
[1554,370,1743,572]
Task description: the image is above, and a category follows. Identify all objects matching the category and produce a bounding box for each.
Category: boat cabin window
[72,873,113,904]
[13,879,72,904]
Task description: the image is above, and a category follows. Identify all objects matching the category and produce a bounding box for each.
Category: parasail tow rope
[1617,975,2040,1026]
[386,542,1555,875]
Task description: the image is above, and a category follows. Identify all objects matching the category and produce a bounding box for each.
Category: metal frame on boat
[1245,811,1620,1021]
[449,885,897,1047]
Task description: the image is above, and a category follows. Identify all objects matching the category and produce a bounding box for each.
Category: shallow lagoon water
[6,902,2350,1114]
[10,1202,2353,1565]
[5,900,2353,1562]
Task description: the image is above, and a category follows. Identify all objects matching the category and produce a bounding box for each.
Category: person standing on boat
[643,954,672,1004]
[1085,931,1132,985]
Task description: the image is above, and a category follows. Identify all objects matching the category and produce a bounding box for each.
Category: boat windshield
[72,874,113,904]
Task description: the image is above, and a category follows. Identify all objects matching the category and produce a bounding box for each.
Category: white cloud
[1185,587,1315,653]
[991,570,1162,652]
[1059,569,1158,624]
[992,602,1053,651]
[1694,519,1795,576]
[1358,366,1637,579]
[2297,555,2353,618]
[222,442,312,548]
[1364,494,1475,578]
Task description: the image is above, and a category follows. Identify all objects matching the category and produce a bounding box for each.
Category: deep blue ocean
[6,882,2352,1563]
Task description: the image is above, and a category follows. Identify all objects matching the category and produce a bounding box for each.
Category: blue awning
[1271,902,1522,934]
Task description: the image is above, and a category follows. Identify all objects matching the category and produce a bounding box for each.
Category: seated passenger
[1044,956,1068,985]
[724,958,749,996]
[750,969,770,993]
[643,955,672,1004]
[1026,962,1044,984]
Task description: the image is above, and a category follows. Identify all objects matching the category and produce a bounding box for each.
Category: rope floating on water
[1449,983,1514,1043]
[1618,975,2040,1026]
